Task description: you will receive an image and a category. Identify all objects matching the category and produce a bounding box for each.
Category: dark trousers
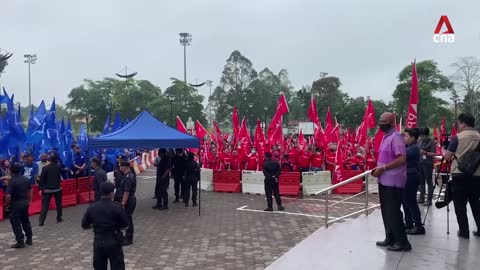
[39,190,62,224]
[183,180,198,205]
[125,197,136,242]
[451,175,480,234]
[264,179,282,208]
[418,163,434,201]
[173,175,184,199]
[155,177,169,208]
[379,184,408,246]
[402,174,422,227]
[10,204,32,244]
[93,238,125,270]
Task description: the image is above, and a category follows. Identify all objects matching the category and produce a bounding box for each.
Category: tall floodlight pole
[169,96,175,127]
[24,54,37,107]
[179,33,192,85]
[206,80,213,125]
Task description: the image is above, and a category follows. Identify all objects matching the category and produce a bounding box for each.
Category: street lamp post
[206,80,213,125]
[24,54,37,107]
[179,33,192,85]
[263,106,268,134]
[169,96,175,127]
[248,103,254,137]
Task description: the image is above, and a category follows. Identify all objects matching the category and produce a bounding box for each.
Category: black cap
[119,161,130,167]
[100,182,115,195]
[117,154,127,160]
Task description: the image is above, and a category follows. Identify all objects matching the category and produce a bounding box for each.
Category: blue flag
[44,98,59,149]
[103,114,111,135]
[27,100,47,145]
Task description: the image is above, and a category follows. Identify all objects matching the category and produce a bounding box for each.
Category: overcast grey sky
[1,0,478,107]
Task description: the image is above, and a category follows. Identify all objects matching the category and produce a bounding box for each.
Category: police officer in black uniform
[113,155,127,203]
[171,149,186,203]
[118,161,136,246]
[153,149,170,210]
[5,164,33,248]
[82,182,129,270]
[183,152,200,207]
[262,152,285,212]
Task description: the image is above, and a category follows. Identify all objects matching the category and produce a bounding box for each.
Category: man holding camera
[442,113,480,239]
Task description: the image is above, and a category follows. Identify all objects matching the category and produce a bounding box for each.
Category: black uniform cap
[100,182,115,195]
[119,161,130,167]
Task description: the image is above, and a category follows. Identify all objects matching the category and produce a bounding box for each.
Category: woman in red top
[230,150,240,170]
[220,148,231,170]
[298,149,311,172]
[310,148,324,171]
[246,148,259,171]
[325,144,337,173]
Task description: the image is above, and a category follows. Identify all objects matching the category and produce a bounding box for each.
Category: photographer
[417,127,436,206]
[442,113,480,239]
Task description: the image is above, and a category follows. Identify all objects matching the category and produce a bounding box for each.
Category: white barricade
[130,159,141,175]
[302,171,332,195]
[143,153,151,167]
[241,170,265,195]
[199,168,214,191]
[149,151,155,165]
[366,174,378,194]
[137,156,147,172]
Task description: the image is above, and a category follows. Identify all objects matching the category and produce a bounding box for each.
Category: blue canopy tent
[88,110,200,149]
[88,110,202,215]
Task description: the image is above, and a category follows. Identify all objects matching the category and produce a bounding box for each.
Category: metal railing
[314,170,380,228]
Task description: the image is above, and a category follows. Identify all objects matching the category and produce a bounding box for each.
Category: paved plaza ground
[0,169,379,270]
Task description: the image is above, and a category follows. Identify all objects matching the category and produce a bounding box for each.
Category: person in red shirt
[366,148,377,170]
[220,148,231,170]
[281,154,294,172]
[288,145,299,167]
[230,150,240,171]
[246,148,259,171]
[325,144,337,173]
[310,147,324,171]
[298,149,311,172]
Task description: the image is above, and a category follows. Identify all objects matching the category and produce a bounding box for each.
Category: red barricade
[279,172,301,196]
[334,170,364,194]
[28,185,43,216]
[77,177,95,204]
[0,189,4,221]
[49,179,77,209]
[213,170,241,193]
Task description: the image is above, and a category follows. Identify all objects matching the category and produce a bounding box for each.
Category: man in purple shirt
[372,112,411,252]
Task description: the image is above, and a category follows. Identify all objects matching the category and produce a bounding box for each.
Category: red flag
[451,123,457,138]
[373,128,384,160]
[298,129,306,151]
[365,99,376,129]
[213,121,223,151]
[440,117,446,142]
[327,124,340,144]
[308,96,323,132]
[232,106,240,144]
[267,93,289,146]
[406,60,419,128]
[254,120,266,153]
[433,125,439,140]
[325,107,333,136]
[238,117,251,153]
[393,112,397,128]
[333,140,344,184]
[176,116,187,133]
[195,120,208,139]
[397,117,402,132]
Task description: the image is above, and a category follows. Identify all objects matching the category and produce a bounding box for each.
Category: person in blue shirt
[402,128,425,235]
[72,146,86,178]
[22,154,39,186]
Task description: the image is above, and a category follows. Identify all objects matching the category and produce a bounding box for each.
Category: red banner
[267,93,289,146]
[232,106,240,145]
[298,129,306,151]
[176,116,187,133]
[308,96,322,132]
[254,120,266,153]
[195,120,208,139]
[325,106,333,136]
[333,140,344,184]
[406,60,419,128]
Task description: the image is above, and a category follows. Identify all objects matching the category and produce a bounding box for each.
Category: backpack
[456,141,480,177]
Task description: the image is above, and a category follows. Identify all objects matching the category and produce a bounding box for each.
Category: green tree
[450,57,480,126]
[392,60,454,128]
[310,76,347,120]
[0,53,8,76]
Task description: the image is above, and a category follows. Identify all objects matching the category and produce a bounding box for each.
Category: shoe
[152,205,162,209]
[406,226,426,235]
[172,199,179,203]
[38,223,44,227]
[152,196,157,199]
[473,231,480,237]
[376,239,393,247]
[405,224,414,231]
[387,242,412,252]
[185,203,189,207]
[417,198,425,204]
[264,208,273,212]
[192,203,198,207]
[11,242,25,249]
[423,201,432,206]
[458,230,470,239]
[57,218,64,223]
[158,206,169,210]
[122,240,132,246]
[26,238,32,246]
[278,206,285,211]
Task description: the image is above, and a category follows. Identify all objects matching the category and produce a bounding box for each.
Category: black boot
[406,226,426,235]
[11,242,25,249]
[278,206,285,211]
[376,239,393,247]
[26,238,33,246]
[264,207,273,212]
[387,242,412,252]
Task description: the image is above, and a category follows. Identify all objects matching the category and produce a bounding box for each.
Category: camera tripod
[422,157,451,234]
